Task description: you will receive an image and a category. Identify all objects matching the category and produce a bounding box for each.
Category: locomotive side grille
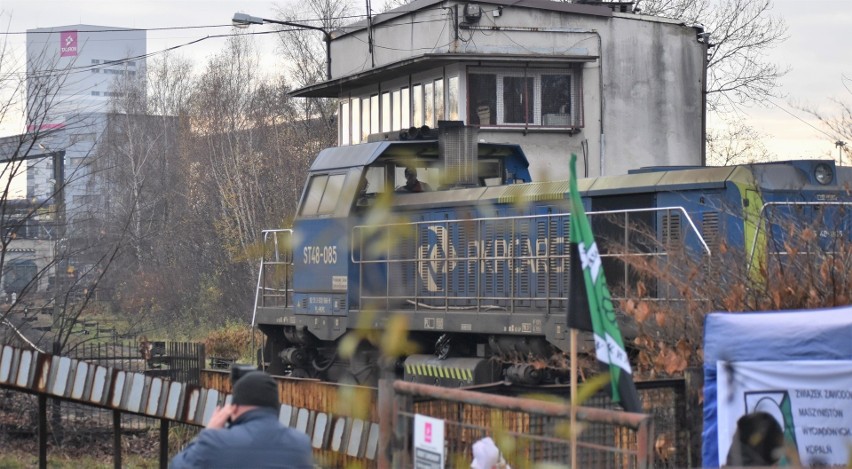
[494,220,507,300]
[559,216,571,305]
[393,225,416,298]
[702,212,719,252]
[662,213,682,247]
[483,221,496,298]
[417,224,435,296]
[557,216,570,299]
[702,212,720,276]
[516,219,531,297]
[537,218,548,296]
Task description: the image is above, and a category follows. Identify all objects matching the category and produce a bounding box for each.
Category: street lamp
[232,12,332,81]
[836,140,847,166]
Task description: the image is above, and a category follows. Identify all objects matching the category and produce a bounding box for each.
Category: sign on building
[60,31,77,57]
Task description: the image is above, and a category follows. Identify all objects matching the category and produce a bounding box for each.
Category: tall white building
[25,25,146,211]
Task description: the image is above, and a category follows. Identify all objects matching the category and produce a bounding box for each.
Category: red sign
[60,31,77,57]
[424,422,432,443]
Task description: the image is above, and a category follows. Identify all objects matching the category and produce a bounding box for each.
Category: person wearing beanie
[170,370,313,468]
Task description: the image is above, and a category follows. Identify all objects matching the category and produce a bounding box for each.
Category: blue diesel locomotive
[253,123,852,386]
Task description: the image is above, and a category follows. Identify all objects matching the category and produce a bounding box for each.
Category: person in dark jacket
[725,411,785,467]
[170,371,313,468]
[397,166,431,193]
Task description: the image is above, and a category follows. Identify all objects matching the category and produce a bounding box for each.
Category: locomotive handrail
[350,206,708,312]
[350,206,710,261]
[256,229,294,310]
[746,201,852,271]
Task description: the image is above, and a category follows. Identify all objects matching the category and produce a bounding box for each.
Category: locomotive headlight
[814,163,834,185]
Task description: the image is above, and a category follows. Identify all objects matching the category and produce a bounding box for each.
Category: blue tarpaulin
[703,307,852,467]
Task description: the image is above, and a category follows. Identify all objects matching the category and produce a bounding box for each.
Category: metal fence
[2,340,206,434]
[462,375,701,468]
[380,380,655,468]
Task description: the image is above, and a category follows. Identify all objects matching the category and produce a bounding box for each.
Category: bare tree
[706,115,771,166]
[274,0,349,137]
[638,0,788,113]
[798,76,852,164]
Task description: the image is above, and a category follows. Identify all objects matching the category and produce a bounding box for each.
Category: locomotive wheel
[263,336,289,376]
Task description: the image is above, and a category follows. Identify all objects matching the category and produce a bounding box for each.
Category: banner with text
[716,359,852,466]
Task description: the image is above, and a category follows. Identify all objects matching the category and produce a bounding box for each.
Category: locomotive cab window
[479,159,503,186]
[355,166,387,208]
[394,164,439,192]
[301,173,346,216]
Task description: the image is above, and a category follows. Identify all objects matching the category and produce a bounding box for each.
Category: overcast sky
[2,0,851,161]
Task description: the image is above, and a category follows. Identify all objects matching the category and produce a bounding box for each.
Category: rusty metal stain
[35,353,50,392]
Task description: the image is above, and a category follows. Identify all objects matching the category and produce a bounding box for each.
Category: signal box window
[302,174,346,216]
[467,67,579,128]
[469,74,497,126]
[502,76,534,124]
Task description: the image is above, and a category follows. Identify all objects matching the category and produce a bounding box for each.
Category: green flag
[567,154,642,413]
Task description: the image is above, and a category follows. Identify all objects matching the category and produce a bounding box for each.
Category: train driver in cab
[397,166,432,193]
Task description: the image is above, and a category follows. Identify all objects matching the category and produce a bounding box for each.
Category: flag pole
[570,328,578,469]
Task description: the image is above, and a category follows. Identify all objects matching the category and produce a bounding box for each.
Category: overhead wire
[23,29,285,78]
[765,98,842,142]
[0,13,370,36]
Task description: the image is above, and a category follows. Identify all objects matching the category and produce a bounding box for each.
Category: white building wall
[25,25,146,211]
[26,25,146,123]
[327,4,705,181]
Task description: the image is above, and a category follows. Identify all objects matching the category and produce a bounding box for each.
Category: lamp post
[49,150,66,349]
[836,140,847,166]
[232,12,332,81]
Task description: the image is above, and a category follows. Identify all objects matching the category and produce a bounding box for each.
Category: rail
[378,379,655,468]
[0,343,217,468]
[351,207,708,312]
[746,201,852,271]
[255,229,294,311]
